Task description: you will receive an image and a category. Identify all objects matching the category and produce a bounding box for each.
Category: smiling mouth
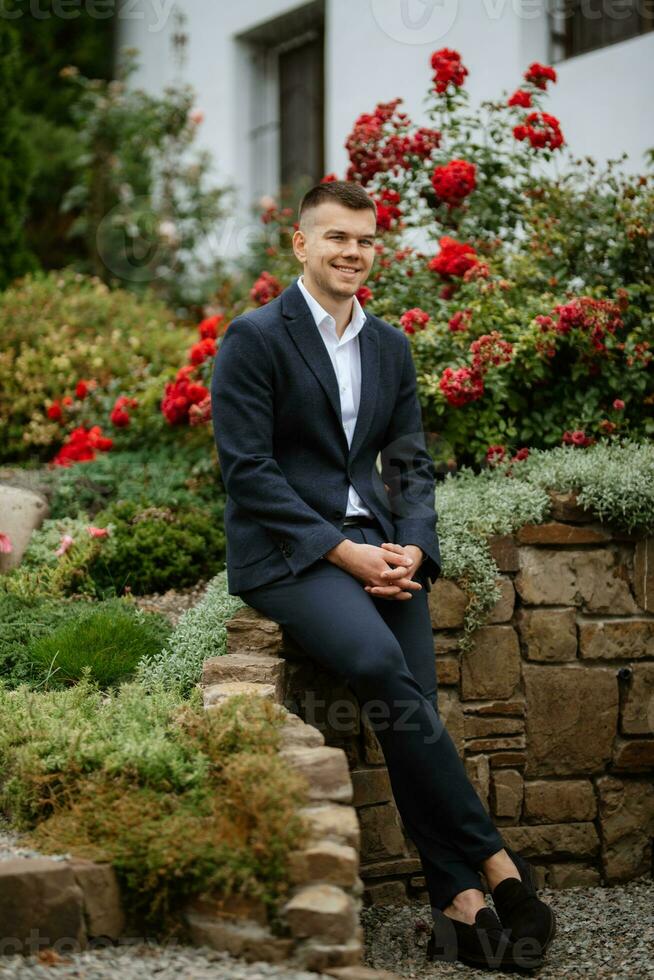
[333,265,361,276]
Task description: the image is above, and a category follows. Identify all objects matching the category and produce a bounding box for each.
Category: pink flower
[0,532,12,554]
[55,534,75,557]
[612,398,625,410]
[189,108,205,125]
[87,526,109,539]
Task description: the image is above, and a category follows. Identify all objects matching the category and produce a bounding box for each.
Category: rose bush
[201,47,652,467]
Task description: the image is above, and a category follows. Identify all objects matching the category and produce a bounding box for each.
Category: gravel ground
[131,579,211,626]
[0,876,651,978]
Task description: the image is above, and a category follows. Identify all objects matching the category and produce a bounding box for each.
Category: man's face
[293,201,377,299]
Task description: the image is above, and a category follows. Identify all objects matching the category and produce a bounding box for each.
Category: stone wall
[220,490,654,906]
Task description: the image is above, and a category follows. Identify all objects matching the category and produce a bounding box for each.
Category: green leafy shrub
[0,680,309,933]
[88,499,225,596]
[1,516,105,601]
[0,269,193,463]
[135,570,244,696]
[46,446,225,522]
[27,602,172,689]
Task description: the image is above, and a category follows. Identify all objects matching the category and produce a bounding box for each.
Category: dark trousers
[238,521,506,911]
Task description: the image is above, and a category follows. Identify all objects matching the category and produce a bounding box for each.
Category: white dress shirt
[296,274,374,519]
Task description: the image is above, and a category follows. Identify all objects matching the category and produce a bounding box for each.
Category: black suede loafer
[491,846,557,958]
[427,905,544,971]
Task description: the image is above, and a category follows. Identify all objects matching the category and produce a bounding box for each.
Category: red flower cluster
[438,366,484,407]
[400,308,430,335]
[486,444,505,465]
[356,286,373,306]
[251,271,282,306]
[562,429,594,448]
[470,332,514,371]
[448,308,473,332]
[110,395,138,428]
[551,296,623,352]
[198,314,225,339]
[46,379,98,423]
[431,48,468,94]
[514,112,564,151]
[524,62,557,90]
[190,336,217,365]
[321,173,339,183]
[51,425,113,468]
[345,98,441,184]
[162,365,210,425]
[431,159,477,207]
[428,236,478,278]
[374,188,402,231]
[508,89,532,108]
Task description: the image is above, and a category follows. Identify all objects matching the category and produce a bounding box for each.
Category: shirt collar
[297,274,367,338]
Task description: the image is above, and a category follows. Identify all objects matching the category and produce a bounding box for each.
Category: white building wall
[118,0,654,262]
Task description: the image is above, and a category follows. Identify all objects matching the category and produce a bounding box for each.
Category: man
[210,180,555,970]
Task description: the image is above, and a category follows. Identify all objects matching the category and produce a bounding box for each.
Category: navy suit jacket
[210,278,442,596]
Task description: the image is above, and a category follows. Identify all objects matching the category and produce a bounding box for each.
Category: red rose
[356,286,373,306]
[47,402,63,421]
[508,89,532,108]
[75,380,89,399]
[524,62,557,90]
[110,407,130,427]
[400,308,430,334]
[428,236,478,278]
[431,159,476,207]
[198,314,224,340]
[431,47,468,94]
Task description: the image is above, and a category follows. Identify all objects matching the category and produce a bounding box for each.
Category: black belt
[341,515,380,529]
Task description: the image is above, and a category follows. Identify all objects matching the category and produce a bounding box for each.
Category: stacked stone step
[194,645,368,972]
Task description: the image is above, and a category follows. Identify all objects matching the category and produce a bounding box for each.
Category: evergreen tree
[0,23,36,290]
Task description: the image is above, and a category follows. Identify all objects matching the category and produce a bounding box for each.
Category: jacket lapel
[281,280,379,462]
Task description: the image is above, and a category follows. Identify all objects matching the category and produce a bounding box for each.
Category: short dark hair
[298,180,377,228]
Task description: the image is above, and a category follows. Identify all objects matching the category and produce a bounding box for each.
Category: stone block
[283,884,357,943]
[361,716,384,765]
[597,776,654,881]
[488,751,527,769]
[515,547,638,614]
[428,579,468,629]
[325,968,402,980]
[293,937,364,972]
[464,716,524,738]
[358,804,406,863]
[546,490,594,523]
[523,665,618,776]
[225,606,285,657]
[465,755,490,810]
[612,738,654,772]
[502,823,600,859]
[633,537,654,612]
[435,656,460,686]
[466,736,526,753]
[351,768,393,808]
[579,619,654,660]
[359,857,421,879]
[362,880,410,907]
[0,858,85,952]
[299,805,360,850]
[486,534,519,572]
[279,713,326,749]
[185,892,268,926]
[288,842,358,888]
[487,577,515,623]
[517,608,577,662]
[547,864,601,888]
[523,780,596,823]
[203,681,277,707]
[517,522,610,545]
[490,770,523,821]
[460,626,521,701]
[68,859,125,940]
[466,700,525,716]
[201,652,285,689]
[0,485,49,573]
[184,912,293,962]
[621,663,654,735]
[279,746,353,803]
